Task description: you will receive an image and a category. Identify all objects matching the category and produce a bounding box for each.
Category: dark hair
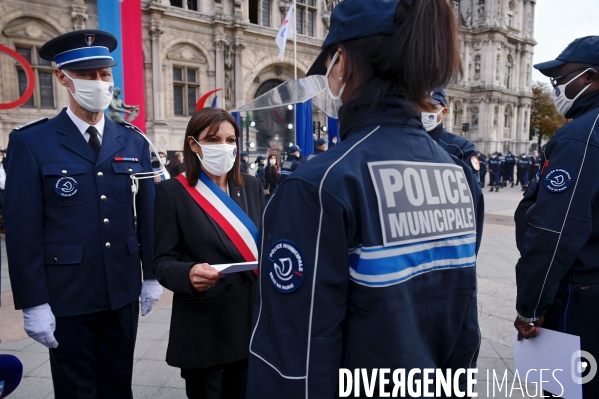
[328,0,462,116]
[183,108,243,187]
[158,152,166,157]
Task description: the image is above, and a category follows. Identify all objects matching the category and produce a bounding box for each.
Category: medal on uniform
[470,156,480,171]
[54,176,79,198]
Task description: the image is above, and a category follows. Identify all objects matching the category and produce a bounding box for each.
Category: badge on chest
[54,176,79,198]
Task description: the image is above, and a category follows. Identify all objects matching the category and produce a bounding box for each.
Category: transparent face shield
[233,75,338,118]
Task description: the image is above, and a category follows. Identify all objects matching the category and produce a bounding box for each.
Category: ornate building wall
[448,0,536,155]
[0,0,534,155]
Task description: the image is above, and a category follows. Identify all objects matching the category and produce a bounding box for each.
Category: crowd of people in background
[480,149,541,192]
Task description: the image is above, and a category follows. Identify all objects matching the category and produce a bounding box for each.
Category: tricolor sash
[176,173,259,263]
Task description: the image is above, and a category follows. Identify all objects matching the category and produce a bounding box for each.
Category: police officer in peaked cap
[514,35,599,398]
[4,29,162,398]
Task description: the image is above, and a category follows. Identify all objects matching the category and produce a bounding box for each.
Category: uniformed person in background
[488,152,501,192]
[514,35,599,398]
[307,137,328,160]
[504,151,516,187]
[516,153,531,191]
[422,88,481,179]
[4,30,161,398]
[478,151,487,187]
[247,0,479,396]
[279,145,302,181]
[528,149,540,182]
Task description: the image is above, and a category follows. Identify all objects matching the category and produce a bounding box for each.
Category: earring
[339,77,342,81]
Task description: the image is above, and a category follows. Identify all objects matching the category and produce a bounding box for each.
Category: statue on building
[106,88,138,123]
[471,108,479,127]
[496,54,501,80]
[224,71,234,103]
[474,55,481,80]
[477,0,485,21]
[493,106,499,126]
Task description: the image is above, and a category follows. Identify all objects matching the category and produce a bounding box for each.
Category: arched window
[504,105,512,129]
[453,102,462,127]
[505,55,513,89]
[254,79,284,98]
[507,2,515,27]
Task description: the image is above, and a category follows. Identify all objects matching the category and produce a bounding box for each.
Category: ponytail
[333,0,462,115]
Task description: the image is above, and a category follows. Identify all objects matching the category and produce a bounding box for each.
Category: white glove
[141,279,163,316]
[23,303,59,348]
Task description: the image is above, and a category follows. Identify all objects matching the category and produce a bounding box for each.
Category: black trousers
[181,358,248,399]
[49,300,139,399]
[543,281,599,398]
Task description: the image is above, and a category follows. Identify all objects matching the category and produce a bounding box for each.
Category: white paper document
[212,261,258,274]
[514,328,584,399]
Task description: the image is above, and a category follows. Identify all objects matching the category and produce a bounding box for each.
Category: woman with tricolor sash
[153,108,264,398]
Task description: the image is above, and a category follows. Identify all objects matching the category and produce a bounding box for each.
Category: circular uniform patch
[54,176,79,198]
[543,168,573,193]
[470,156,480,171]
[267,240,306,293]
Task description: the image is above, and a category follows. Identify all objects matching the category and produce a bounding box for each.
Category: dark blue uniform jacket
[247,94,480,398]
[428,123,479,178]
[5,109,155,317]
[515,90,599,319]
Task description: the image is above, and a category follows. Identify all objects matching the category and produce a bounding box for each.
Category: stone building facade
[448,0,536,155]
[0,0,535,155]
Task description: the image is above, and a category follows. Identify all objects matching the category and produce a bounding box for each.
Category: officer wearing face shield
[4,30,161,397]
[247,0,480,397]
[513,36,599,398]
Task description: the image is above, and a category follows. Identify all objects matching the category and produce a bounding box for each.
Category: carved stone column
[149,18,165,121]
[233,39,245,108]
[214,36,227,110]
[71,4,88,31]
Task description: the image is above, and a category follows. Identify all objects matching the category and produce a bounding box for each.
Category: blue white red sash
[176,172,259,262]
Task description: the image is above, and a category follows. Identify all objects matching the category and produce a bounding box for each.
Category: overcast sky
[532,0,599,83]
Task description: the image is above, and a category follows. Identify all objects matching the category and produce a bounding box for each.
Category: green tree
[530,81,566,150]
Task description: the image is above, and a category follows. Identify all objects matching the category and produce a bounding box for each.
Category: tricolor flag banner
[98,0,146,132]
[276,4,295,62]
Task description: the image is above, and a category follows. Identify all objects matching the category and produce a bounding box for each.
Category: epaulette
[14,118,48,131]
[117,121,146,136]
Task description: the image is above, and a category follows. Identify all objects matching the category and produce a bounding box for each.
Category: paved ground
[1,184,529,398]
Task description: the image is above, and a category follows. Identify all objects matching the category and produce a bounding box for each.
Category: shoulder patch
[14,118,48,131]
[543,168,573,193]
[470,156,480,171]
[267,240,306,293]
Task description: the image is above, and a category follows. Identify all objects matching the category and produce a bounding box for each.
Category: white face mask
[325,52,346,119]
[551,68,593,116]
[421,109,444,132]
[269,159,276,165]
[193,138,237,177]
[63,71,114,113]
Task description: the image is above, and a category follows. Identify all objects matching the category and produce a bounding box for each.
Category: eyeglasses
[550,65,598,89]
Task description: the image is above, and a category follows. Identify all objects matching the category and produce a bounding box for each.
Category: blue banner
[97,0,124,98]
[296,100,313,157]
[327,116,339,144]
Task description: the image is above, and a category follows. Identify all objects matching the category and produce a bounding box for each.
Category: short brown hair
[183,108,243,187]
